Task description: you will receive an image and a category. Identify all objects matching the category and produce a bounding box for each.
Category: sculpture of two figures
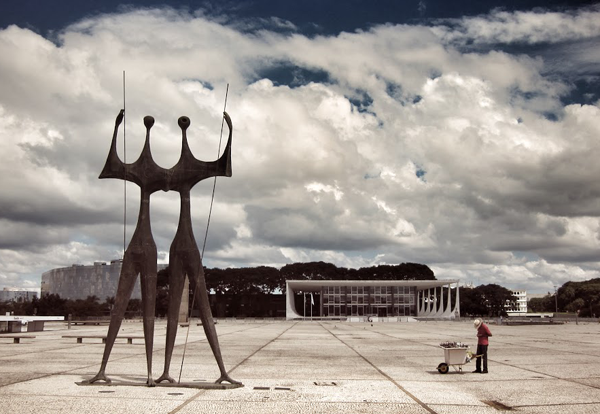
[84,109,241,387]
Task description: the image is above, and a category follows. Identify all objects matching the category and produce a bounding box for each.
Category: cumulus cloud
[1,5,599,293]
[435,6,600,45]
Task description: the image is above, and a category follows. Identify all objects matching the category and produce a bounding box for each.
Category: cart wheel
[437,363,449,374]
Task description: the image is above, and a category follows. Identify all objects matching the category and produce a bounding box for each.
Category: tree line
[0,294,143,319]
[1,282,517,318]
[6,262,596,318]
[2,262,434,318]
[203,261,435,294]
[528,278,600,317]
[459,284,517,317]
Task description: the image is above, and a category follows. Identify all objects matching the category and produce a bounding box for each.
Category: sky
[0,1,599,295]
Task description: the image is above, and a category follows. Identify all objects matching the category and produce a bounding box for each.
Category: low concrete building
[286,279,460,321]
[41,260,136,301]
[0,288,37,302]
[41,260,167,301]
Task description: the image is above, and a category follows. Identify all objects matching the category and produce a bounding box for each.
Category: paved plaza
[1,319,600,413]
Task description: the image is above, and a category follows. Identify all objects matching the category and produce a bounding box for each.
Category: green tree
[35,294,67,316]
[126,299,143,318]
[478,284,516,317]
[557,279,600,317]
[280,262,344,282]
[565,298,585,314]
[528,295,555,313]
[104,296,116,315]
[579,284,600,317]
[459,284,516,317]
[66,295,103,318]
[459,287,488,316]
[362,263,435,281]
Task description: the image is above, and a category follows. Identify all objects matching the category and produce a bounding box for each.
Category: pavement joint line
[406,329,600,390]
[167,389,208,414]
[371,324,600,358]
[510,401,600,409]
[4,321,600,413]
[0,345,78,359]
[0,324,266,389]
[167,322,298,414]
[320,322,439,414]
[478,359,600,391]
[482,399,513,410]
[0,345,142,390]
[169,323,271,349]
[364,325,600,391]
[225,322,298,375]
[484,339,600,359]
[173,323,283,385]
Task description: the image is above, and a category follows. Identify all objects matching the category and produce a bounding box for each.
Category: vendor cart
[437,346,475,374]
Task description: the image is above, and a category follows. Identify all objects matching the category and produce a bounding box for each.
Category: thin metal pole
[178,282,195,384]
[122,70,127,257]
[178,83,230,383]
[202,83,229,257]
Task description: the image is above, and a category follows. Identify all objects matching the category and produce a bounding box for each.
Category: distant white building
[0,288,37,303]
[506,290,528,315]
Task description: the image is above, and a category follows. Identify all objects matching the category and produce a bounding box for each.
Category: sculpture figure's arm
[215,111,233,178]
[99,110,126,180]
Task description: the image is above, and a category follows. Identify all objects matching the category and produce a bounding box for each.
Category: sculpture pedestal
[76,380,243,389]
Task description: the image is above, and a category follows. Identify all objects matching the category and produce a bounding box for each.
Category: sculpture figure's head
[144,116,155,129]
[178,116,190,131]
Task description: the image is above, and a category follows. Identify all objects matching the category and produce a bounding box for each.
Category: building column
[444,283,452,317]
[320,287,324,317]
[285,281,303,320]
[428,288,434,316]
[451,281,460,318]
[436,286,444,317]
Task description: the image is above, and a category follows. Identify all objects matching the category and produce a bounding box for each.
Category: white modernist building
[507,290,528,315]
[286,279,460,321]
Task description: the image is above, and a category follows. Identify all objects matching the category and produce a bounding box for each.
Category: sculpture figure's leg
[84,257,139,384]
[156,253,186,384]
[188,257,241,385]
[140,251,158,387]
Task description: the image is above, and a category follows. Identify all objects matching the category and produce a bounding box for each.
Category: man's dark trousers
[476,344,488,372]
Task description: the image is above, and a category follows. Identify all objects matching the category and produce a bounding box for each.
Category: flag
[310,293,314,306]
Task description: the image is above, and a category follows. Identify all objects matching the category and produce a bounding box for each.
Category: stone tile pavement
[1,319,599,413]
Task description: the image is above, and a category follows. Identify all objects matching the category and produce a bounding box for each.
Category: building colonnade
[286,280,460,320]
[417,281,460,318]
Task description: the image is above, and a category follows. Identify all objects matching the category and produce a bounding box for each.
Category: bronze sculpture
[156,114,240,385]
[85,110,240,387]
[85,111,164,386]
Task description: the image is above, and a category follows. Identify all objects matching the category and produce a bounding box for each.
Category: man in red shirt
[473,319,492,373]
